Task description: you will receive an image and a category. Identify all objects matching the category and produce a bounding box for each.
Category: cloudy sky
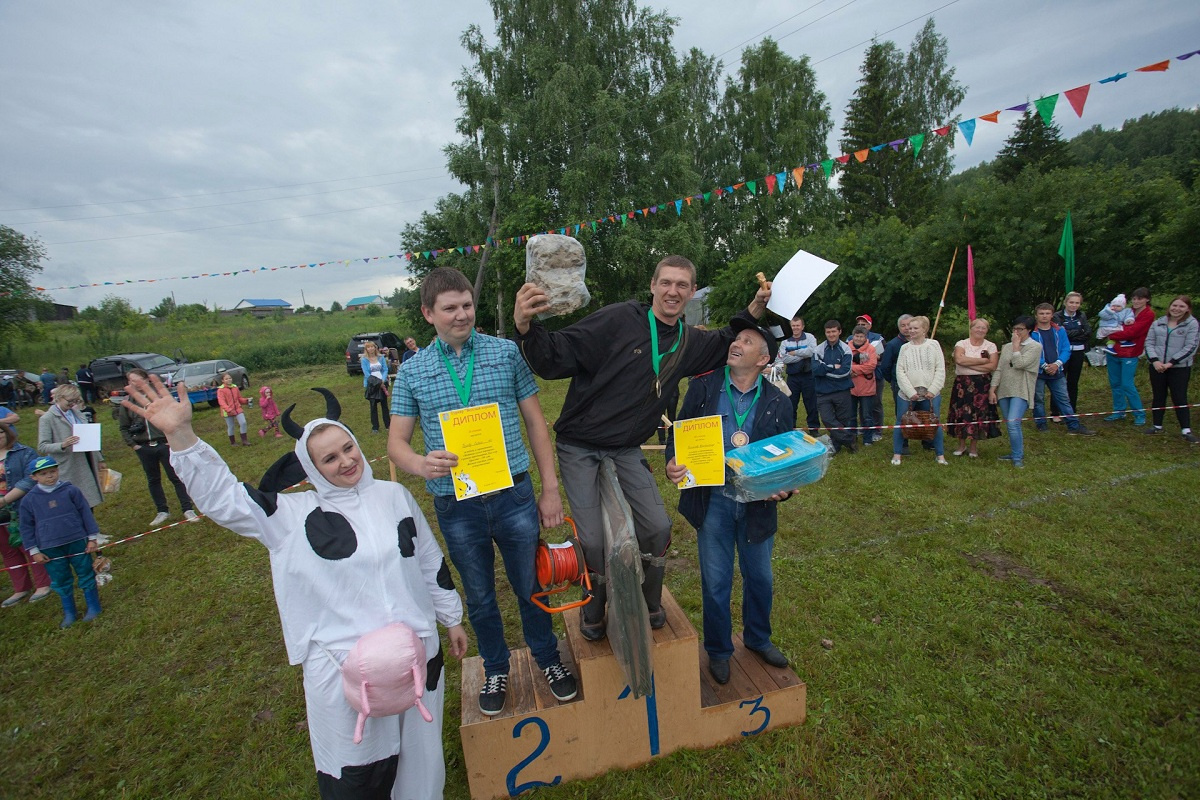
[2,0,1197,313]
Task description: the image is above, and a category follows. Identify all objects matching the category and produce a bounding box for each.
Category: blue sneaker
[1103,413,1126,422]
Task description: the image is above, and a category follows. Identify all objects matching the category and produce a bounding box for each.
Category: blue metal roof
[346,295,385,306]
[234,298,291,308]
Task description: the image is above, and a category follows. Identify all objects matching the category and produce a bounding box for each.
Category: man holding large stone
[513,255,770,640]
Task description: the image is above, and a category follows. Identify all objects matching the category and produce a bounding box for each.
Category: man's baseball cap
[730,317,779,362]
[31,456,59,474]
[856,314,873,325]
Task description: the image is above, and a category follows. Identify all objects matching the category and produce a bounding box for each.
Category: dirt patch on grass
[963,551,1064,594]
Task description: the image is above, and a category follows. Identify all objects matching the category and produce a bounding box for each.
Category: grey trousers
[555,441,672,620]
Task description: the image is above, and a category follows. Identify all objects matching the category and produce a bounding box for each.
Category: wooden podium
[459,587,806,798]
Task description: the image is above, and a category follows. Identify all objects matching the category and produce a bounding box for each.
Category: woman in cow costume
[124,374,467,800]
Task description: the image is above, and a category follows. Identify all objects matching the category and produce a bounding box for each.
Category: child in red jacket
[258,385,282,438]
[850,325,878,446]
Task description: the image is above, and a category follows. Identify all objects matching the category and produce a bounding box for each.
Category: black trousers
[1051,350,1087,415]
[368,399,391,431]
[136,443,194,513]
[786,371,820,435]
[1149,365,1191,429]
[817,389,855,448]
[317,755,398,800]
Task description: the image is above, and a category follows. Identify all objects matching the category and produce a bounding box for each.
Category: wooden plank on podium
[460,586,805,799]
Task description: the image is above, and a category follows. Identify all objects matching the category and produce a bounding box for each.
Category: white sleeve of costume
[404,486,464,629]
[169,438,295,551]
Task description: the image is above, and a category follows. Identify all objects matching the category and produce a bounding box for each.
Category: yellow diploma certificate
[438,403,513,500]
[672,414,726,488]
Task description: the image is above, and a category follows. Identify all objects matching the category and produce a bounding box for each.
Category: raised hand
[123,374,199,450]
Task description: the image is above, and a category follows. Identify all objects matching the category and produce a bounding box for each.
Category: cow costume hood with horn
[168,388,463,796]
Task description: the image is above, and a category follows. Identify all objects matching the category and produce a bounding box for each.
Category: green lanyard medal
[436,334,475,406]
[724,366,761,447]
[649,309,682,397]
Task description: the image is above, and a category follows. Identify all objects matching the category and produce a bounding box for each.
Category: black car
[90,352,179,397]
[346,332,401,375]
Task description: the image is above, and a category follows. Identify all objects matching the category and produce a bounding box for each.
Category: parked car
[345,332,402,375]
[0,370,43,407]
[89,352,179,397]
[170,359,249,391]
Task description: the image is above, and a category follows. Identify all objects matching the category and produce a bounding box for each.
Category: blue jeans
[998,397,1029,463]
[433,474,558,676]
[40,539,96,596]
[695,493,774,661]
[1033,376,1081,430]
[1106,355,1144,415]
[893,394,944,456]
[852,394,875,444]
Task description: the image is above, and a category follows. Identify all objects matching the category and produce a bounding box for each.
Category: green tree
[0,226,50,339]
[404,0,710,329]
[837,21,965,223]
[149,296,177,318]
[701,39,837,271]
[992,108,1073,183]
[329,301,343,313]
[77,295,148,353]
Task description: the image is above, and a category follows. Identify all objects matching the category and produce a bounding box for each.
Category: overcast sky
[2,0,1197,313]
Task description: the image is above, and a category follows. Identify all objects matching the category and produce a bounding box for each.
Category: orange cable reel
[530,516,593,614]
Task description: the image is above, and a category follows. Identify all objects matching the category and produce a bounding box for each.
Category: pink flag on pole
[966,245,976,321]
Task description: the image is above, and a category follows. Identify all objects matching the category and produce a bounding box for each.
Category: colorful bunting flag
[675,199,683,215]
[1099,72,1127,84]
[764,174,777,194]
[821,160,833,179]
[1137,60,1169,72]
[979,110,1001,123]
[1034,94,1058,125]
[775,171,787,192]
[1179,50,1200,60]
[835,155,850,164]
[909,133,925,159]
[958,119,976,146]
[1064,84,1090,117]
[791,167,805,189]
[888,139,904,152]
[933,125,952,137]
[1006,102,1030,113]
[745,181,757,195]
[854,149,868,162]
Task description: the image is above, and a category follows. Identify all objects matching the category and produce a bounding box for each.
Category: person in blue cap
[19,455,103,628]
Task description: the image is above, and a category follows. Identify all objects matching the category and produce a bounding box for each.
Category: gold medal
[731,431,749,447]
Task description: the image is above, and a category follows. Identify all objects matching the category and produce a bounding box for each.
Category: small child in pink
[259,385,282,438]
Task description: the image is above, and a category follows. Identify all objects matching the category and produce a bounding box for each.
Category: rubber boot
[228,435,237,446]
[58,591,78,629]
[82,587,102,622]
[580,582,607,641]
[642,562,667,629]
[240,432,250,446]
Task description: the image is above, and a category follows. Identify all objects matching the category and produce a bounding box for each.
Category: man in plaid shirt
[388,268,576,718]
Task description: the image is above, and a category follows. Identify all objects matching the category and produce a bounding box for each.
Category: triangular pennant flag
[1005,102,1029,113]
[675,199,683,215]
[732,183,745,191]
[870,144,886,152]
[745,180,757,194]
[909,133,925,159]
[649,205,657,214]
[979,110,1000,123]
[821,159,833,179]
[1099,72,1127,84]
[1034,94,1058,126]
[775,171,787,191]
[764,174,777,195]
[1178,50,1200,60]
[888,139,904,152]
[958,118,976,146]
[933,125,952,137]
[791,167,805,189]
[1136,60,1169,72]
[835,154,851,164]
[621,215,627,227]
[703,192,712,203]
[684,196,692,207]
[1064,84,1090,117]
[854,149,868,163]
[590,221,597,231]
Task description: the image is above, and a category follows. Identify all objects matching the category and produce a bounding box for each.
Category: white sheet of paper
[72,423,102,452]
[765,248,840,320]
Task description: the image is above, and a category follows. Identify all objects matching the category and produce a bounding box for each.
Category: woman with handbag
[360,341,390,433]
[948,318,1000,458]
[989,316,1042,469]
[892,315,947,466]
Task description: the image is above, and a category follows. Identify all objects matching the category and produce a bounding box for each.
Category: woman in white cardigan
[892,315,947,465]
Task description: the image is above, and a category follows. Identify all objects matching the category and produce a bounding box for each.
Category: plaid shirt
[392,333,538,496]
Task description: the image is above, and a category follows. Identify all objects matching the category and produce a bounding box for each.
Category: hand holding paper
[765,249,840,321]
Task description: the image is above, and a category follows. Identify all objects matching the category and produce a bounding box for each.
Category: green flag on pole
[1059,210,1075,293]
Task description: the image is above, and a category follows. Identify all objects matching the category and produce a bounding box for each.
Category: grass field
[1,357,1197,799]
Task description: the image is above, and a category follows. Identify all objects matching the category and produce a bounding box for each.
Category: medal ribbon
[724,367,762,431]
[436,334,476,406]
[648,309,683,377]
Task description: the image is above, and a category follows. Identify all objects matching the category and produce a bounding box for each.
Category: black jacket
[1052,308,1092,348]
[665,370,792,543]
[516,301,755,449]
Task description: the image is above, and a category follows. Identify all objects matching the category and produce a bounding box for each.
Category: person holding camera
[948,318,1000,458]
[118,369,198,527]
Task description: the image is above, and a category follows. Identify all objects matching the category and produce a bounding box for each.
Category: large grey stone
[525,234,590,317]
